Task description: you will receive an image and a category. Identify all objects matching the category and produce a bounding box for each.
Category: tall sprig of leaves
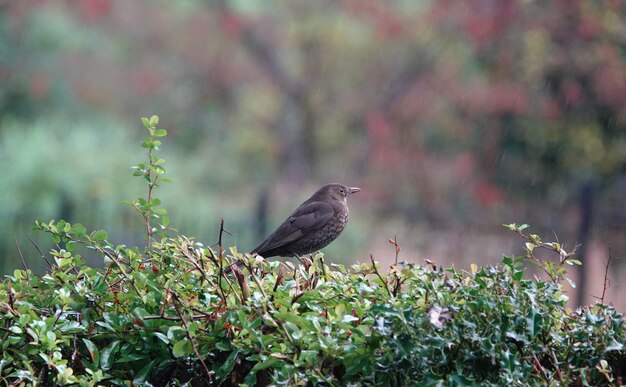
[126,116,172,248]
[504,223,581,288]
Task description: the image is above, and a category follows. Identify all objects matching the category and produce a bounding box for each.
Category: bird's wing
[253,201,335,254]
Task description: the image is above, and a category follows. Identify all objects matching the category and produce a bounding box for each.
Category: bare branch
[15,236,29,272]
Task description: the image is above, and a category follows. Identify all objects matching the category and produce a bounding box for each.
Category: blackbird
[226,183,360,272]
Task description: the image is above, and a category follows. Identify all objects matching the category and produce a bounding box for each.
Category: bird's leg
[292,253,304,264]
[293,253,314,270]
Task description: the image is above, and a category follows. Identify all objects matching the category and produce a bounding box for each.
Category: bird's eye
[339,188,345,195]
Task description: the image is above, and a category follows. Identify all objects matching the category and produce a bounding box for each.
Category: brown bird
[226,183,360,272]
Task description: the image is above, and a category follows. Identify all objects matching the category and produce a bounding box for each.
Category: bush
[1,117,624,386]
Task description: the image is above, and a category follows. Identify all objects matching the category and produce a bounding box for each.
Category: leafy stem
[127,115,171,249]
[504,223,580,285]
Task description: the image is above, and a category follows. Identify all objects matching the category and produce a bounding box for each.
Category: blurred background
[1,0,625,308]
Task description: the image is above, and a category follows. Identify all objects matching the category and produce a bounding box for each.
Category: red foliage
[474,181,504,207]
[29,73,50,99]
[365,111,406,170]
[74,0,112,24]
[462,0,517,48]
[218,10,245,38]
[341,0,408,37]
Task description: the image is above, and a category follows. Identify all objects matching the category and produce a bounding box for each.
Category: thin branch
[95,246,142,296]
[268,267,284,304]
[388,236,403,297]
[370,254,391,297]
[600,245,612,304]
[205,248,231,305]
[171,292,213,382]
[218,218,232,250]
[550,349,564,383]
[1,282,19,317]
[145,147,154,249]
[531,353,550,382]
[25,232,52,270]
[181,246,208,283]
[144,314,213,322]
[232,265,250,302]
[15,236,29,272]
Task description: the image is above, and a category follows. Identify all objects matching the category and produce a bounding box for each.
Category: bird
[225,183,360,272]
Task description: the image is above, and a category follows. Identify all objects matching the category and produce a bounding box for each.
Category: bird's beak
[348,187,361,194]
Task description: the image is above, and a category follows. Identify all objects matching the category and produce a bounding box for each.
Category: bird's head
[322,183,361,203]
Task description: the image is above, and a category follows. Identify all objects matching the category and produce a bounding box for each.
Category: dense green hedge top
[1,117,624,386]
[1,222,624,386]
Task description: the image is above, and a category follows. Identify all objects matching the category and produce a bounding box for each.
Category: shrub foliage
[1,117,624,386]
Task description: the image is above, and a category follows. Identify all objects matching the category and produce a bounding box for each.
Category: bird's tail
[222,252,257,274]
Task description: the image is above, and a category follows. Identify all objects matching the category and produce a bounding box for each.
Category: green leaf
[92,230,108,241]
[154,129,167,137]
[217,350,240,378]
[100,341,120,371]
[154,332,169,344]
[172,339,192,358]
[141,138,154,149]
[82,339,99,366]
[141,117,150,128]
[149,115,159,126]
[95,321,115,332]
[215,341,231,351]
[251,357,279,372]
[134,359,156,384]
[71,223,87,238]
[66,241,76,252]
[606,338,624,352]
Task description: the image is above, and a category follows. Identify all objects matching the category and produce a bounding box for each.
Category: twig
[214,218,232,269]
[95,246,142,296]
[600,246,612,305]
[370,254,391,297]
[206,249,231,305]
[144,146,156,250]
[218,218,232,250]
[233,265,251,302]
[25,232,52,270]
[144,314,213,322]
[3,281,18,317]
[512,229,576,283]
[181,246,208,283]
[15,236,29,272]
[269,267,284,303]
[550,350,564,383]
[171,292,213,382]
[388,236,403,297]
[531,353,549,382]
[239,264,295,345]
[391,235,399,266]
[191,307,215,319]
